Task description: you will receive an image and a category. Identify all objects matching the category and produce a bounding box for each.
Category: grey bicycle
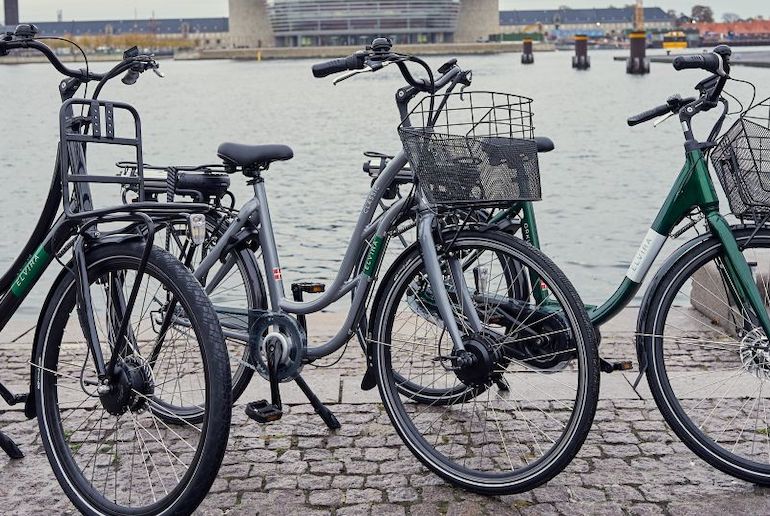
[137,39,601,494]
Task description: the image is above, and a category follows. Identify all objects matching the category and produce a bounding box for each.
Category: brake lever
[333,65,372,85]
[152,67,165,78]
[653,111,676,127]
[332,60,391,85]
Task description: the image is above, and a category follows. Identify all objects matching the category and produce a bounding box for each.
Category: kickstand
[0,383,26,459]
[0,431,23,460]
[295,375,341,430]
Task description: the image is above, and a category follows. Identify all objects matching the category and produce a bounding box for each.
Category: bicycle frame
[501,148,770,336]
[0,96,210,417]
[194,150,477,360]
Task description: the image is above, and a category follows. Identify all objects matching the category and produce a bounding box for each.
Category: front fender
[25,233,146,418]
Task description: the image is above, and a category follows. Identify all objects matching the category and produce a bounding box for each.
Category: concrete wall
[228,0,275,48]
[455,0,499,43]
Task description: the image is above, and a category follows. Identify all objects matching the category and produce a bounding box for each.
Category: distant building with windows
[2,18,229,48]
[229,0,500,48]
[500,7,675,37]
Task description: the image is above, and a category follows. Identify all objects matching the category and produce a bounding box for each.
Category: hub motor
[452,333,505,388]
[740,328,770,380]
[99,355,155,416]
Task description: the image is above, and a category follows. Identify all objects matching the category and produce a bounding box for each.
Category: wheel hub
[100,356,155,416]
[453,333,504,388]
[740,328,770,380]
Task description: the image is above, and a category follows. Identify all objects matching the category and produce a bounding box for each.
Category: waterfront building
[229,0,499,48]
[500,7,675,38]
[697,20,770,44]
[0,17,229,48]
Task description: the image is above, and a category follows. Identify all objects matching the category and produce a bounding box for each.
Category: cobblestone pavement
[3,310,770,515]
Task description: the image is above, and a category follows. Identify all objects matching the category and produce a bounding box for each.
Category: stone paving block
[5,308,770,514]
[341,378,381,404]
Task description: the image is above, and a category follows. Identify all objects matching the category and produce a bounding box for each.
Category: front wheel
[34,242,231,515]
[644,227,770,485]
[371,230,600,494]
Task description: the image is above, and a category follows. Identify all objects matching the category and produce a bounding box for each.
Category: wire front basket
[711,97,770,219]
[398,91,541,207]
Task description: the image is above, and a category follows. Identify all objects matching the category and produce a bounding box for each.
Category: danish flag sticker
[273,268,283,281]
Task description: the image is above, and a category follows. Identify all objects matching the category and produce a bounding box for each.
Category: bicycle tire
[34,242,231,515]
[371,229,599,494]
[643,227,770,485]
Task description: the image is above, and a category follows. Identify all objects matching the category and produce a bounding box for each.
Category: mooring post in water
[626,31,650,74]
[521,38,534,64]
[572,34,590,70]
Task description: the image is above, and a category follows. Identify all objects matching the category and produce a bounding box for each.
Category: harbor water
[1,48,769,316]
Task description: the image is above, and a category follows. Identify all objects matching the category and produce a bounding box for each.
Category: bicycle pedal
[291,282,326,295]
[600,358,633,374]
[245,400,283,423]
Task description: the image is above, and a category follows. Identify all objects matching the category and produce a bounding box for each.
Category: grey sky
[11,1,769,23]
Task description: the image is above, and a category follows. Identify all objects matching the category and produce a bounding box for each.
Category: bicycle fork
[707,212,770,336]
[417,211,484,355]
[72,213,156,386]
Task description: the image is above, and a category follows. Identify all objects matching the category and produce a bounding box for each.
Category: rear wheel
[161,213,266,403]
[371,230,599,494]
[35,242,231,515]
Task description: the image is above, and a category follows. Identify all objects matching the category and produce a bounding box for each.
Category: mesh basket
[398,91,541,207]
[711,97,770,219]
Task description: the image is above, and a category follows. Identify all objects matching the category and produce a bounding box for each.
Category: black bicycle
[0,26,231,515]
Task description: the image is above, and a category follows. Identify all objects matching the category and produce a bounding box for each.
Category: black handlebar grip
[312,54,364,78]
[672,53,722,74]
[122,69,140,85]
[627,103,671,127]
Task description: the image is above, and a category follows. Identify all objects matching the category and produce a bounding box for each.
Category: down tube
[588,154,712,326]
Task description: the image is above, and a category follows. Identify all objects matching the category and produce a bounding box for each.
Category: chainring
[248,313,306,383]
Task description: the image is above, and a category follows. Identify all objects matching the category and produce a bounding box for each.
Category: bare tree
[722,12,741,23]
[691,5,715,23]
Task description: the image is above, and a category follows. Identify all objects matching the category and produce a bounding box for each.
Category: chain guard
[248,313,306,383]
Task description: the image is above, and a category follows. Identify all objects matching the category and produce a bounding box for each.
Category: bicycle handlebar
[1,27,162,98]
[673,54,724,75]
[627,95,697,127]
[310,38,468,95]
[312,53,366,78]
[627,103,672,127]
[628,46,732,131]
[0,37,104,82]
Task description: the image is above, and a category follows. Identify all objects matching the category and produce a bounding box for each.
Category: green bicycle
[484,45,770,485]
